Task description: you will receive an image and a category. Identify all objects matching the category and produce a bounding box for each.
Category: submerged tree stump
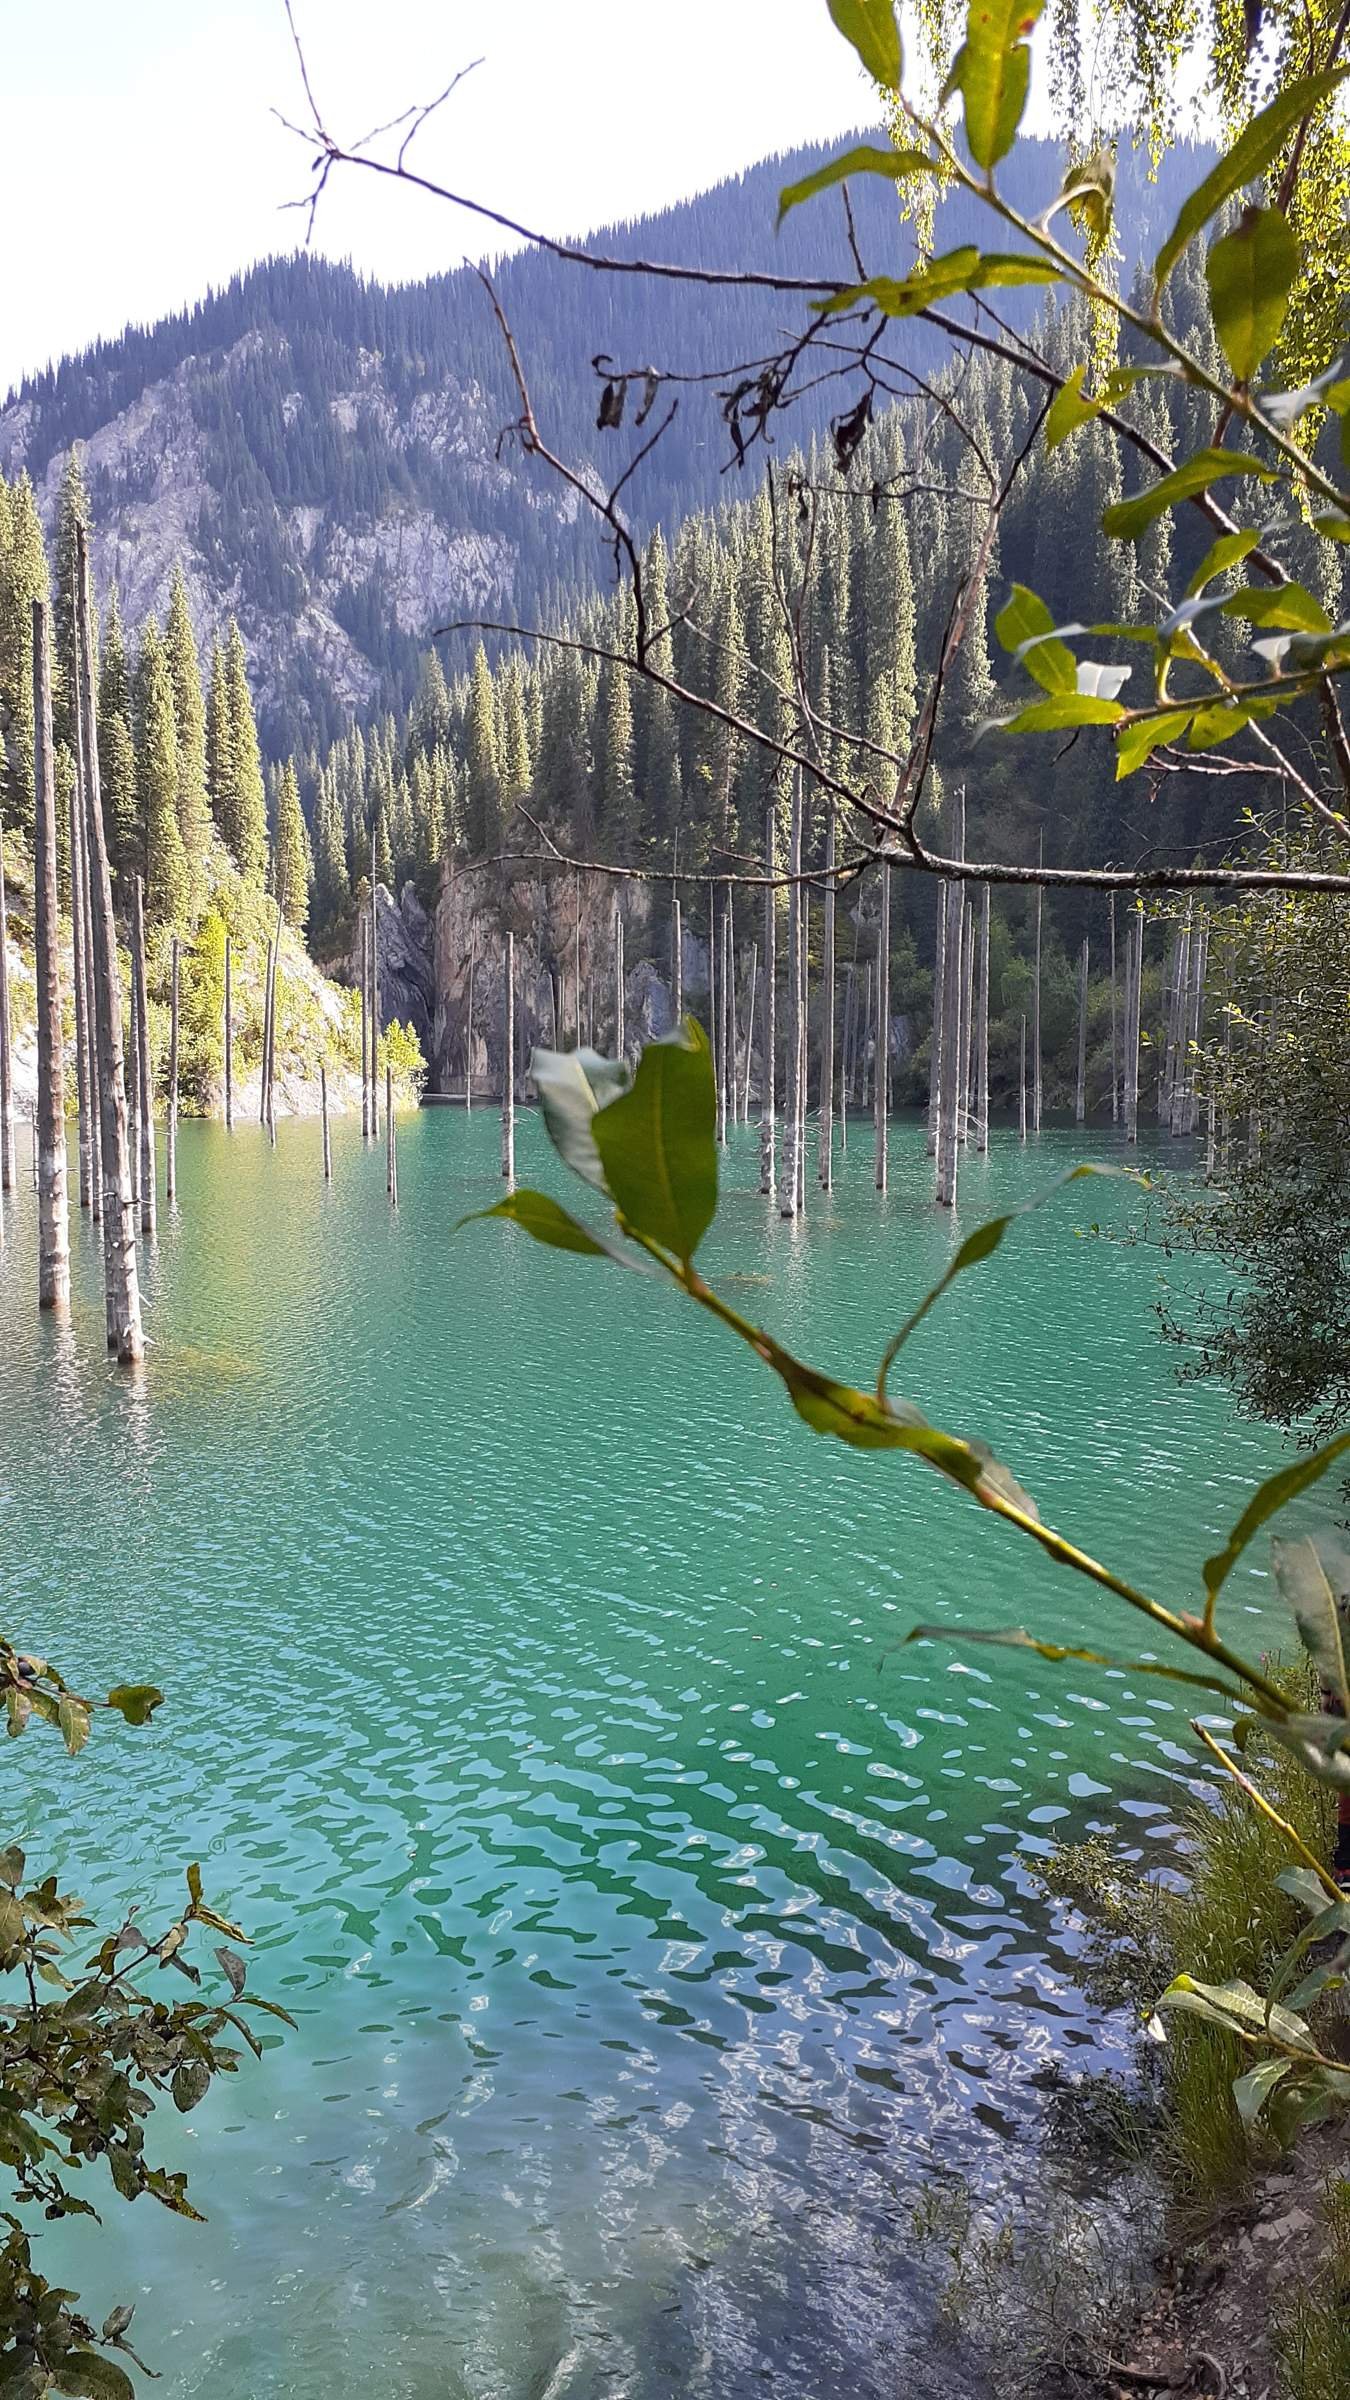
[32,602,70,1309]
[132,876,156,1236]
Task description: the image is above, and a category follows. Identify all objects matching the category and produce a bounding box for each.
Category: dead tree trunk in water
[223,934,234,1132]
[369,841,380,1139]
[1124,908,1142,1144]
[760,792,776,1197]
[935,881,963,1208]
[818,805,836,1190]
[132,877,156,1232]
[839,960,854,1154]
[32,602,70,1308]
[671,893,683,1023]
[68,711,92,1211]
[860,962,872,1113]
[1019,1014,1027,1143]
[360,916,370,1137]
[75,526,142,1363]
[1074,937,1089,1125]
[955,896,973,1152]
[166,937,179,1208]
[320,1061,331,1181]
[386,1064,396,1202]
[0,811,16,1198]
[976,885,990,1155]
[464,934,476,1110]
[796,878,808,1219]
[1032,836,1044,1132]
[613,901,625,1062]
[780,778,802,1216]
[1108,895,1119,1126]
[741,940,757,1123]
[127,969,140,1213]
[259,935,274,1134]
[874,858,891,1193]
[502,932,516,1180]
[927,877,945,1160]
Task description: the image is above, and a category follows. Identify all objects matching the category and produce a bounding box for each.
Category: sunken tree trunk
[32,602,70,1308]
[672,893,683,1023]
[1019,1014,1027,1143]
[502,932,516,1181]
[132,875,156,1235]
[321,1061,332,1182]
[69,708,92,1212]
[874,858,891,1193]
[386,1064,396,1203]
[760,794,776,1197]
[1075,936,1089,1125]
[818,805,836,1190]
[75,526,143,1363]
[935,881,963,1208]
[0,812,15,1198]
[223,934,234,1131]
[780,782,802,1217]
[1032,841,1044,1133]
[166,937,179,1208]
[613,901,625,1062]
[976,885,990,1155]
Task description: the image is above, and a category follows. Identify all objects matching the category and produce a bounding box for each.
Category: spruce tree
[97,593,138,890]
[464,645,502,856]
[311,764,351,937]
[135,621,190,927]
[164,566,211,897]
[220,621,268,881]
[53,449,94,758]
[631,531,680,850]
[0,475,47,836]
[272,758,310,932]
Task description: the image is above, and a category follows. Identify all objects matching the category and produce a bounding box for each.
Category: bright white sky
[1,0,899,394]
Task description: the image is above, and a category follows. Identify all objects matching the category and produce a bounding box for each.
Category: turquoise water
[0,1110,1300,2398]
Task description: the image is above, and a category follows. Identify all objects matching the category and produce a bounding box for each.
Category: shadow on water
[0,1110,1306,2397]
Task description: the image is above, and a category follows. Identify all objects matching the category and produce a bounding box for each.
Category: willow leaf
[1153,67,1350,293]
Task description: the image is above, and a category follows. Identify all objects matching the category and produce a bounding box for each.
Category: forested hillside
[0,132,1207,755]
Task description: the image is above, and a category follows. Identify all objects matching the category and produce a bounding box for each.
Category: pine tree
[272,758,309,932]
[593,657,634,836]
[53,449,94,758]
[135,621,190,927]
[373,802,393,891]
[0,475,48,836]
[97,593,138,890]
[206,635,234,839]
[464,645,502,855]
[631,531,680,849]
[496,657,532,801]
[219,621,268,881]
[311,763,351,936]
[164,566,211,897]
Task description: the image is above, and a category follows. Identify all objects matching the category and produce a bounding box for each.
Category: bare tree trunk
[613,899,625,1061]
[1019,1012,1027,1143]
[360,916,370,1137]
[726,891,739,1125]
[166,936,179,1208]
[1108,894,1119,1126]
[370,839,380,1140]
[1124,908,1141,1144]
[127,969,140,1213]
[818,805,835,1189]
[860,962,872,1112]
[131,876,158,1234]
[796,872,808,1219]
[741,940,758,1122]
[1075,936,1089,1125]
[780,777,801,1216]
[672,892,683,1023]
[223,934,234,1133]
[1032,835,1044,1133]
[874,858,891,1193]
[0,812,16,1198]
[75,526,142,1363]
[760,793,776,1197]
[956,896,973,1150]
[68,716,92,1211]
[32,602,70,1309]
[465,933,476,1110]
[502,931,516,1180]
[573,868,582,1047]
[839,960,854,1153]
[386,1063,397,1203]
[320,1060,332,1181]
[977,885,990,1155]
[927,871,946,1161]
[936,880,963,1208]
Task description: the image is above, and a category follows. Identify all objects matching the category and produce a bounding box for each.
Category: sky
[0,0,887,394]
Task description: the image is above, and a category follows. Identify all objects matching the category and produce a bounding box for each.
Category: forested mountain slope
[0,132,1205,755]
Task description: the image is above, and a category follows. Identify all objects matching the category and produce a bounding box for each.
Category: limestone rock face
[345,883,437,1061]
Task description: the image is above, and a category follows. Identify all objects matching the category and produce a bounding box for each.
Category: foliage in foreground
[0,1641,291,2396]
[463,1020,1350,2141]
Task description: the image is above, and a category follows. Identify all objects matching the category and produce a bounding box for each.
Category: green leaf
[1059,146,1115,243]
[1248,1709,1350,1791]
[529,1046,631,1194]
[1233,2056,1293,2123]
[590,1022,717,1264]
[56,1697,90,1757]
[105,1684,163,1727]
[777,142,932,224]
[1044,366,1101,451]
[1153,67,1350,293]
[215,1945,247,1996]
[903,1622,1244,1697]
[0,1848,25,1890]
[1157,1973,1318,2052]
[816,250,1058,317]
[456,1188,633,1267]
[171,2057,211,2114]
[825,0,902,90]
[995,693,1125,732]
[52,2354,136,2400]
[945,0,1047,170]
[1103,448,1278,542]
[187,1861,203,1908]
[1275,1865,1344,1922]
[1201,1433,1350,1622]
[994,583,1076,691]
[1271,1527,1350,1711]
[1185,529,1262,595]
[1205,205,1298,383]
[1217,581,1333,633]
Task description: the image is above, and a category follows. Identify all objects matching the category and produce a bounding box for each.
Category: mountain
[0,132,1206,757]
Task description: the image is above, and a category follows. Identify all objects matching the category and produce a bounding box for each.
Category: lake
[0,1108,1298,2398]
